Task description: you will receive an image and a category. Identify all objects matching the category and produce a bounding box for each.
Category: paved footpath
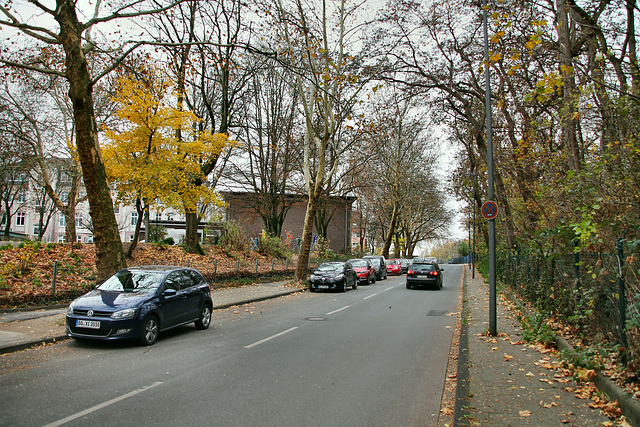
[455,270,618,426]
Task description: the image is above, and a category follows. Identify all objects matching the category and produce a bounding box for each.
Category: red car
[385,259,402,275]
[348,258,376,285]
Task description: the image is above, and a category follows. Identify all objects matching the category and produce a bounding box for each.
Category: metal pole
[617,238,627,363]
[483,0,497,336]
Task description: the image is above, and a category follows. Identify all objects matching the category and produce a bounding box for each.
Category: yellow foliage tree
[103,69,230,254]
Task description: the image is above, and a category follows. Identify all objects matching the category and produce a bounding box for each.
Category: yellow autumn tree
[103,68,230,255]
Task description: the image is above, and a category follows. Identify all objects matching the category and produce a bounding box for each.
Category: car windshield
[386,260,398,265]
[316,263,343,272]
[349,260,368,267]
[97,270,164,294]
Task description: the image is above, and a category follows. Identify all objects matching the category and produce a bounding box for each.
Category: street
[0,265,463,427]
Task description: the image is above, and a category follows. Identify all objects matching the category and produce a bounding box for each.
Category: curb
[213,288,304,311]
[453,268,471,426]
[0,287,304,356]
[0,335,70,355]
[556,336,640,427]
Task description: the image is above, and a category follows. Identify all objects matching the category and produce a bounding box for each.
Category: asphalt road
[0,265,463,427]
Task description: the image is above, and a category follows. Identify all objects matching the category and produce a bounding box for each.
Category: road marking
[43,381,163,427]
[244,327,298,349]
[363,293,378,300]
[385,286,394,291]
[326,305,350,316]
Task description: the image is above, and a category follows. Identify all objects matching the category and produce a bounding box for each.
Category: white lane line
[385,286,394,291]
[363,293,378,300]
[326,305,350,316]
[44,381,163,427]
[244,327,298,349]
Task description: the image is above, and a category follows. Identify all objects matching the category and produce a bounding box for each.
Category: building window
[16,212,26,226]
[167,213,174,221]
[59,215,65,227]
[87,235,93,243]
[16,190,26,203]
[77,236,82,242]
[75,213,83,227]
[114,205,120,214]
[155,212,162,221]
[129,235,135,242]
[57,235,65,243]
[60,191,69,203]
[33,226,41,235]
[131,212,138,225]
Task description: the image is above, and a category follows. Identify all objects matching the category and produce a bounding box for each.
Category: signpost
[481,201,498,221]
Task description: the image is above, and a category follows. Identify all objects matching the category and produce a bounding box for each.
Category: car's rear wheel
[341,280,347,292]
[195,303,212,330]
[139,315,159,346]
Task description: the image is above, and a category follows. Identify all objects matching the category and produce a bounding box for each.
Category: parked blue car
[66,265,213,345]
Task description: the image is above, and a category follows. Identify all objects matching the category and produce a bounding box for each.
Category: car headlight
[111,308,137,319]
[67,306,74,316]
[335,274,344,281]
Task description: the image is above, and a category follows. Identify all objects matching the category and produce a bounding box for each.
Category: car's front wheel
[139,315,159,346]
[195,303,212,330]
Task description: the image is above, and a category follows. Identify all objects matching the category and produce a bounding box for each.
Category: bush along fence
[484,239,640,366]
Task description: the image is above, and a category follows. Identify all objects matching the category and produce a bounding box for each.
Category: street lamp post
[483,0,497,336]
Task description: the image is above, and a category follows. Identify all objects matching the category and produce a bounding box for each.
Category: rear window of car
[412,263,436,271]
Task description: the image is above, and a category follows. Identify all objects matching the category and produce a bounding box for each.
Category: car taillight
[432,271,438,276]
[408,270,414,275]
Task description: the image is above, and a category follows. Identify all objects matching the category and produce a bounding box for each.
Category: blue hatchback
[66,265,213,345]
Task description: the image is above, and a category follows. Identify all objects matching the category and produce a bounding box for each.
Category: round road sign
[482,201,498,220]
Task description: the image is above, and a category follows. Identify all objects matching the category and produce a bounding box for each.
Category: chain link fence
[482,240,640,363]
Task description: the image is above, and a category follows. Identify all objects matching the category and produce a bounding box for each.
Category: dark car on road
[363,255,388,280]
[399,259,410,274]
[309,261,358,292]
[406,260,444,290]
[349,258,376,285]
[66,265,213,346]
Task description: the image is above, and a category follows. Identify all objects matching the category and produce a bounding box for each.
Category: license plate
[76,319,100,329]
[319,285,329,289]
[417,275,431,279]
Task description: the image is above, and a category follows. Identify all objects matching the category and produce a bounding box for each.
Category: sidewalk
[455,269,630,426]
[0,281,302,354]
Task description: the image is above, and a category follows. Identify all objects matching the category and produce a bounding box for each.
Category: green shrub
[220,221,247,252]
[257,233,289,259]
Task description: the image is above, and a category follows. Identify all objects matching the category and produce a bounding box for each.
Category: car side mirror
[163,288,178,297]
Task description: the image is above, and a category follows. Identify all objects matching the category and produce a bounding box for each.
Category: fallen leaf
[504,354,514,361]
[440,407,454,415]
[519,410,532,417]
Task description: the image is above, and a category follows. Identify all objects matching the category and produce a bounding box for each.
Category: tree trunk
[295,192,318,281]
[56,2,126,282]
[557,0,582,171]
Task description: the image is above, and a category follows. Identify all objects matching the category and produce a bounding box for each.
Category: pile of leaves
[505,293,639,424]
[0,241,296,309]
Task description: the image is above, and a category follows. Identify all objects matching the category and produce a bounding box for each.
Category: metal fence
[483,239,640,363]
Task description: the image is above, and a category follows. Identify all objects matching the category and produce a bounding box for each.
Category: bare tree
[0,0,187,281]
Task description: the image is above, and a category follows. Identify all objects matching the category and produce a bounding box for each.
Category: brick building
[221,191,356,254]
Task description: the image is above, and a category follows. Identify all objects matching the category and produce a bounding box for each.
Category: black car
[363,255,388,280]
[309,261,358,292]
[406,261,444,290]
[66,265,213,346]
